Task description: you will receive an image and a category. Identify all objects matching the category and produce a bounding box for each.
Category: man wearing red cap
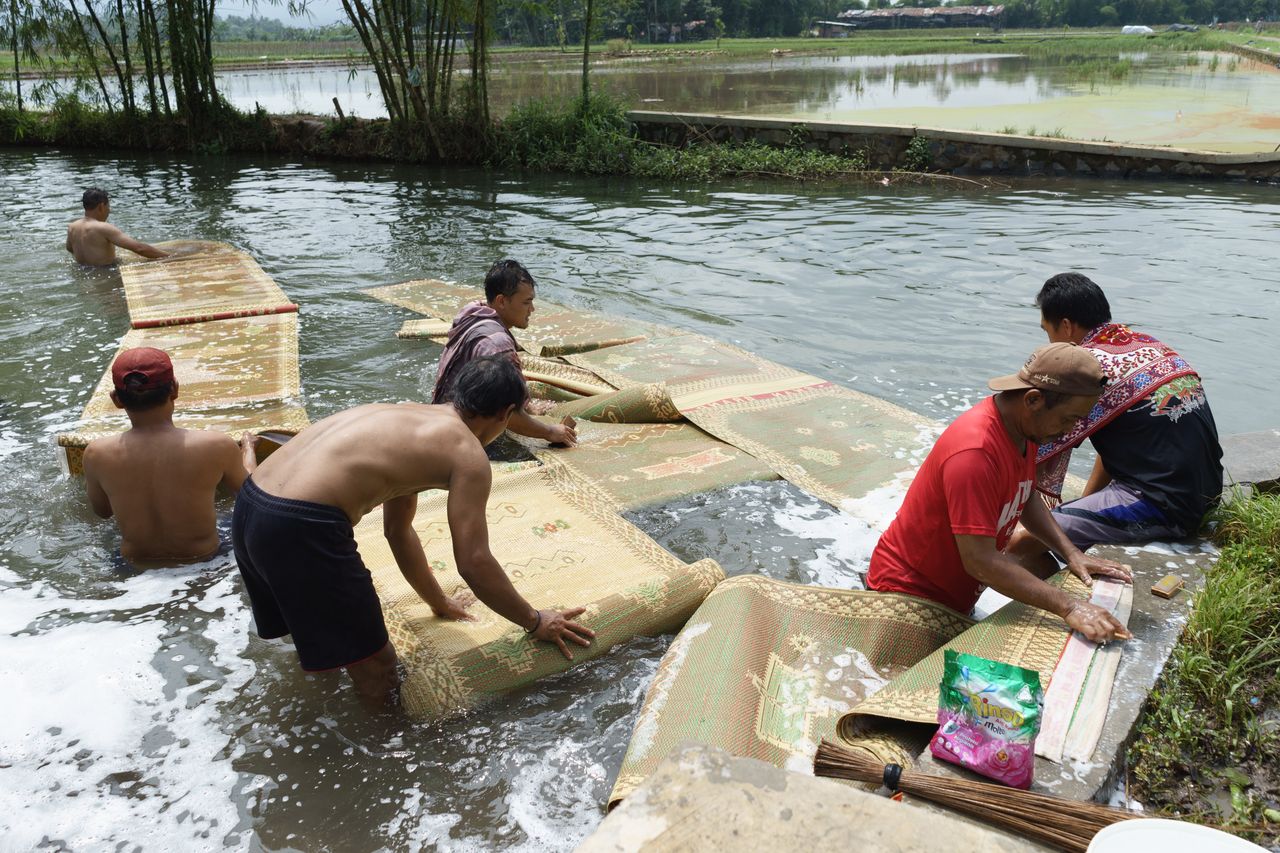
[66,188,169,267]
[83,347,255,564]
[867,343,1133,643]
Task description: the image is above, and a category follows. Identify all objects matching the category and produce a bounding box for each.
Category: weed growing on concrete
[1128,491,1280,845]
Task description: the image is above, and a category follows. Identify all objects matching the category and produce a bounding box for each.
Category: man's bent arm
[1021,488,1131,585]
[955,534,1129,642]
[1082,454,1113,498]
[219,435,249,495]
[956,534,1077,617]
[106,225,168,260]
[446,456,539,629]
[383,493,459,614]
[82,449,113,518]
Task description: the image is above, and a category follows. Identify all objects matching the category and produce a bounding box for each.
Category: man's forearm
[458,554,538,629]
[1020,492,1082,561]
[387,530,450,609]
[1083,455,1112,497]
[968,553,1075,619]
[506,409,552,441]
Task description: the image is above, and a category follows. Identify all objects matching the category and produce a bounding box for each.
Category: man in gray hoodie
[431,259,576,446]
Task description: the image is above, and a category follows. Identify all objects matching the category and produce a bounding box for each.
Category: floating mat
[119,240,297,328]
[608,574,974,808]
[57,314,308,475]
[682,382,929,510]
[364,279,655,356]
[566,334,932,508]
[354,461,726,719]
[520,421,778,511]
[836,573,1090,765]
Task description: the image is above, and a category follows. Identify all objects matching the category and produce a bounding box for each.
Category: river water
[1,147,1277,850]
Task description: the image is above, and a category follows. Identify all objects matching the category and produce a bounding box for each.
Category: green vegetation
[494,93,871,180]
[1129,491,1280,845]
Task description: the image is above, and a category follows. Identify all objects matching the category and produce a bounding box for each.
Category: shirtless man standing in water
[66,187,169,266]
[83,347,254,565]
[232,355,595,707]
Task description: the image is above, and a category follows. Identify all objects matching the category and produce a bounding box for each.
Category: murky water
[200,50,1280,151]
[1,148,1278,849]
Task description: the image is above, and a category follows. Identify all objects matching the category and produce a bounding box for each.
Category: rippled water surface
[1,148,1278,849]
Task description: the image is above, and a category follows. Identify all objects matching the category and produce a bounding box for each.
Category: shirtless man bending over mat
[233,355,595,707]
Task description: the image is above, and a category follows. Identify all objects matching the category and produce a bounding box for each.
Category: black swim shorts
[231,477,389,671]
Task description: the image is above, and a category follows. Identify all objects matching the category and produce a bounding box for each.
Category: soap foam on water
[0,565,257,850]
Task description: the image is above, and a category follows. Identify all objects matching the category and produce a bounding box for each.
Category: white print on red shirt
[996,479,1034,541]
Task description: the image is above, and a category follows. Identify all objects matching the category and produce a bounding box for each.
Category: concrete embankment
[628,110,1280,181]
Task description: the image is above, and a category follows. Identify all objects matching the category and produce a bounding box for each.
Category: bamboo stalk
[813,739,1140,853]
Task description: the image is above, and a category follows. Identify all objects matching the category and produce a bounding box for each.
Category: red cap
[111,347,175,393]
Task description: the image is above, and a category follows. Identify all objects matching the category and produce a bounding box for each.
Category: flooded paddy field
[1,148,1277,849]
[198,48,1280,152]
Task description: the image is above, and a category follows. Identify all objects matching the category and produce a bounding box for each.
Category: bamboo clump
[813,739,1140,853]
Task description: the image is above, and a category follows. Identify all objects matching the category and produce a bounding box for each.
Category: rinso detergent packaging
[929,650,1044,788]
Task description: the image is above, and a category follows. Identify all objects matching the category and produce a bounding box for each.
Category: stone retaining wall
[629,110,1280,181]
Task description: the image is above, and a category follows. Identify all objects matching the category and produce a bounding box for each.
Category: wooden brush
[813,739,1140,852]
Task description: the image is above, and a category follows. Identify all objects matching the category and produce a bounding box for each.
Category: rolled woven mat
[357,460,725,719]
[550,384,683,424]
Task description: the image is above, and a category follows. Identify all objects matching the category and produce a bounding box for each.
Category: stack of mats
[58,241,306,474]
[609,571,1097,806]
[353,460,725,718]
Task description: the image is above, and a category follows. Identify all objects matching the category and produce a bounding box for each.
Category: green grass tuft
[1129,491,1280,845]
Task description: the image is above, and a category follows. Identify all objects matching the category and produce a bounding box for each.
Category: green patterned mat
[520,421,777,511]
[609,573,1089,806]
[608,575,972,807]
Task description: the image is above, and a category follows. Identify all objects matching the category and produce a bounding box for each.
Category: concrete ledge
[1222,429,1280,492]
[580,744,1048,852]
[628,110,1280,181]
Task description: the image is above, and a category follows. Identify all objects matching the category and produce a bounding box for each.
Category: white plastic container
[1088,819,1268,853]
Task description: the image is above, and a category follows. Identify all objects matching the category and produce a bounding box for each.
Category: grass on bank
[1128,491,1280,845]
[493,93,872,181]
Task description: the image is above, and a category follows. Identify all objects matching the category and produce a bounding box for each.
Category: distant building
[814,20,860,37]
[834,5,1005,30]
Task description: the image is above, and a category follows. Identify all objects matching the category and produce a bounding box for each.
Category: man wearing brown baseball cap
[83,347,256,566]
[867,343,1133,643]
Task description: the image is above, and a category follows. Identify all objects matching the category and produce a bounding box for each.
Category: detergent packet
[929,650,1043,789]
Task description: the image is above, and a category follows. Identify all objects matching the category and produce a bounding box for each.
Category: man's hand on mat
[1064,600,1133,643]
[545,422,578,447]
[533,607,595,660]
[431,591,476,622]
[1065,552,1133,587]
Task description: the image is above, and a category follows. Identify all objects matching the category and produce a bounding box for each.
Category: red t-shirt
[868,396,1036,614]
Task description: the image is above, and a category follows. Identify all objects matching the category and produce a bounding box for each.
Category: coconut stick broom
[813,739,1140,853]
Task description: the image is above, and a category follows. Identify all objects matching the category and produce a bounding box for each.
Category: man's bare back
[66,189,168,266]
[84,425,247,563]
[250,403,484,523]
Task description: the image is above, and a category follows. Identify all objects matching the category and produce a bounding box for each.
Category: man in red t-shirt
[868,343,1132,643]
